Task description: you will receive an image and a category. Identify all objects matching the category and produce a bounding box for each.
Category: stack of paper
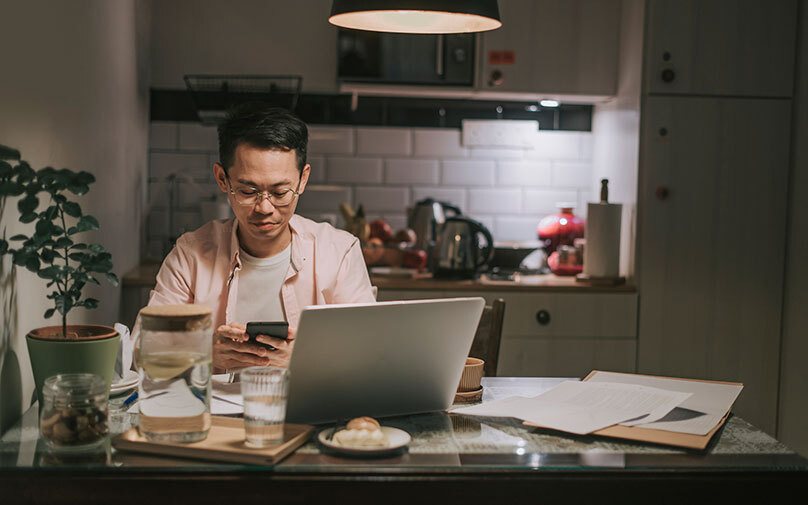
[453,372,743,439]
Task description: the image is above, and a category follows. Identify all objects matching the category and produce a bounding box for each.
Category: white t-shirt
[232,244,291,324]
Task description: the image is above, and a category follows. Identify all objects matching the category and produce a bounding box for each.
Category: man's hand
[254,326,296,368]
[213,322,296,372]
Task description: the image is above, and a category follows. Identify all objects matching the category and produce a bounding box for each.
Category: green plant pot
[26,325,120,408]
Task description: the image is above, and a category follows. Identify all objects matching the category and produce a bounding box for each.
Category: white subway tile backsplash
[147,122,595,251]
[150,152,209,180]
[552,161,593,188]
[327,157,383,184]
[150,122,178,150]
[411,187,467,211]
[468,188,522,214]
[468,147,526,160]
[497,160,552,186]
[527,131,587,160]
[297,185,352,212]
[178,123,219,151]
[307,155,327,183]
[385,159,440,185]
[308,126,355,155]
[356,128,412,156]
[523,189,580,216]
[413,129,468,157]
[442,160,496,186]
[495,216,542,241]
[355,186,410,212]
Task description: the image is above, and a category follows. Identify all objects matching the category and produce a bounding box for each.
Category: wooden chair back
[469,298,506,377]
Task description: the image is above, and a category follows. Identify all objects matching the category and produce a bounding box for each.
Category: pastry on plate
[332,416,389,448]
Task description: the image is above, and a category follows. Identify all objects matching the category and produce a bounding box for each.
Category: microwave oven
[337,29,475,86]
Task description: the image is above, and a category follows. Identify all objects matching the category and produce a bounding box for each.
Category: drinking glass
[240,366,289,447]
[137,304,213,443]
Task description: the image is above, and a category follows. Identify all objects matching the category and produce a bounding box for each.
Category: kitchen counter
[123,263,635,293]
[1,378,805,504]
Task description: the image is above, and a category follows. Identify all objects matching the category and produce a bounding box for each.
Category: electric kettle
[408,198,461,250]
[432,216,494,279]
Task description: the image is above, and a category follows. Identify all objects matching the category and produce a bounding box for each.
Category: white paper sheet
[453,381,691,435]
[586,371,743,435]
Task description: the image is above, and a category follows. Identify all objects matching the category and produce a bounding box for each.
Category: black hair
[217,103,308,174]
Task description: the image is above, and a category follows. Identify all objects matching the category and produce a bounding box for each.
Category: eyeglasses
[226,178,301,207]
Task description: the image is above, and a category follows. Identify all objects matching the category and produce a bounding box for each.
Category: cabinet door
[478,0,619,96]
[637,96,791,435]
[645,0,797,97]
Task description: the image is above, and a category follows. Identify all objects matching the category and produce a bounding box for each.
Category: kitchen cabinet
[376,289,637,378]
[636,95,791,436]
[644,0,797,97]
[477,0,620,97]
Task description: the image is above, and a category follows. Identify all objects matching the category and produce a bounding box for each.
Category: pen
[123,391,138,406]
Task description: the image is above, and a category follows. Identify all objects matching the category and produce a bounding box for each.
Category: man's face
[214,144,310,253]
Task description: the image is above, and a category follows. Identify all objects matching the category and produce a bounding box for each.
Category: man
[148,103,376,372]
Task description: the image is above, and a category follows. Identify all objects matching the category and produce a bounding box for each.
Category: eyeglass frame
[225,176,302,207]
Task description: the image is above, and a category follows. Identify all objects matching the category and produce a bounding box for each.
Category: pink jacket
[149,215,376,329]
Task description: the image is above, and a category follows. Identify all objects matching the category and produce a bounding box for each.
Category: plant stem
[59,203,70,339]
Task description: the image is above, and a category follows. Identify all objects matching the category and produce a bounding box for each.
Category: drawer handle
[536,310,551,326]
[661,68,676,82]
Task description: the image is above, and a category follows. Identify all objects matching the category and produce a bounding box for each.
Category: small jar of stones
[40,373,109,451]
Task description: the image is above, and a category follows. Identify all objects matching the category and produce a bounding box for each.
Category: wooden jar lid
[140,304,212,331]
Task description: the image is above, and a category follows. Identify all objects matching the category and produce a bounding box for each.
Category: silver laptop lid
[285,297,485,424]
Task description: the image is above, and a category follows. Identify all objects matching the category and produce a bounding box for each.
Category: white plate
[318,426,411,457]
[110,370,138,394]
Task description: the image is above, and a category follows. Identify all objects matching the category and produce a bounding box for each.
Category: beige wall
[778,0,808,456]
[591,0,644,280]
[0,0,150,432]
[150,0,337,92]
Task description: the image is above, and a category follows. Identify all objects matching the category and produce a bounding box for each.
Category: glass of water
[240,366,289,447]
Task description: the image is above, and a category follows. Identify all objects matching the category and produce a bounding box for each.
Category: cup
[458,357,484,392]
[240,366,289,447]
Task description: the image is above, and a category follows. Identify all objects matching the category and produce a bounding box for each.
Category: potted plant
[0,147,120,406]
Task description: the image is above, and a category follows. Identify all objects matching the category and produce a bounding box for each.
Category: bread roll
[346,416,380,431]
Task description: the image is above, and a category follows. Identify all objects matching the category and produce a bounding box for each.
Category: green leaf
[68,252,86,261]
[88,243,105,253]
[0,240,7,254]
[37,266,60,280]
[0,180,22,196]
[75,215,99,232]
[74,171,95,185]
[40,249,56,263]
[17,195,38,215]
[35,219,56,237]
[0,160,12,177]
[105,272,119,286]
[25,255,40,272]
[44,308,55,319]
[82,298,99,310]
[55,237,74,248]
[67,183,90,195]
[20,212,37,224]
[41,205,59,220]
[9,234,27,241]
[69,243,88,250]
[62,201,82,218]
[53,194,66,204]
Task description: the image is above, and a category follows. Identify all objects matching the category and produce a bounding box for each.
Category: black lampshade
[329,0,501,34]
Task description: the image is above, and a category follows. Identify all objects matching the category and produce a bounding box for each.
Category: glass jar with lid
[136,304,213,443]
[39,373,109,451]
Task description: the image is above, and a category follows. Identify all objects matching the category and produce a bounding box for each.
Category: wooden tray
[113,416,314,465]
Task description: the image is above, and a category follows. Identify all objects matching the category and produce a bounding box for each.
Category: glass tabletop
[1,378,805,473]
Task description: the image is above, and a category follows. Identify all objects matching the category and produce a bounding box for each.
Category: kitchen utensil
[458,357,484,392]
[547,244,583,276]
[432,216,494,279]
[137,304,213,444]
[583,179,623,279]
[408,198,461,252]
[241,366,290,447]
[537,204,585,254]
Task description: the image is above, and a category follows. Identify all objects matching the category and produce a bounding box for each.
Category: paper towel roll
[583,202,622,278]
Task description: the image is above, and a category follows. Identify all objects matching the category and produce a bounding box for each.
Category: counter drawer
[498,337,636,377]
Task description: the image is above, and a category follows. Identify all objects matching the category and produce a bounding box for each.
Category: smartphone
[245,321,289,350]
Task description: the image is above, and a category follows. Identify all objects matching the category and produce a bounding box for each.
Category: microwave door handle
[436,35,444,77]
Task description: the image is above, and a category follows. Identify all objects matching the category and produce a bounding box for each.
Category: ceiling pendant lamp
[329,0,501,34]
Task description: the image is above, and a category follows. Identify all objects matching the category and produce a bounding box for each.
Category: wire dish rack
[183,75,303,125]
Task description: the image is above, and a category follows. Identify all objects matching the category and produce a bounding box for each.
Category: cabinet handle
[661,68,676,83]
[536,310,551,326]
[656,186,670,201]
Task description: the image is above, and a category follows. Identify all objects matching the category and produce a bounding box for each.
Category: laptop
[285,297,485,424]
